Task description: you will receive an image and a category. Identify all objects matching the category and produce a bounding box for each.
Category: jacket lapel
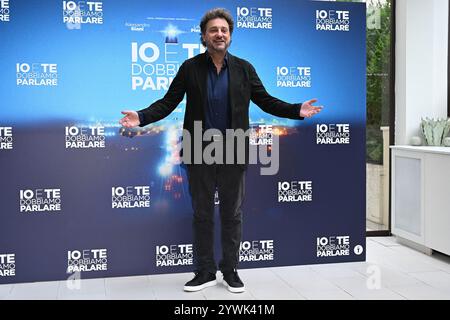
[227,53,239,127]
[195,52,208,119]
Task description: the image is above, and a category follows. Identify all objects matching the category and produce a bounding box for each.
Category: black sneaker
[183,272,217,292]
[222,270,245,293]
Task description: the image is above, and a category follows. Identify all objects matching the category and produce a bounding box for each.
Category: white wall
[395,0,448,145]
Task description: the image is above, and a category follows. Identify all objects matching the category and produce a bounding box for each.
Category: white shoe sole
[183,279,217,292]
[224,281,246,293]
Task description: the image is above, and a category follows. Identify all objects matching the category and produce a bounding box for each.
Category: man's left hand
[300,99,323,118]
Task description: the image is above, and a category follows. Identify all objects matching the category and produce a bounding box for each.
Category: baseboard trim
[394,236,433,256]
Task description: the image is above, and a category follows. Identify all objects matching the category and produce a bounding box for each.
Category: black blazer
[138,52,303,164]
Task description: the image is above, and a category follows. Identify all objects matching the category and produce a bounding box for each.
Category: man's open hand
[300,99,323,118]
[119,110,140,128]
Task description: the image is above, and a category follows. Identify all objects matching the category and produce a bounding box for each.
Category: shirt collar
[206,51,228,68]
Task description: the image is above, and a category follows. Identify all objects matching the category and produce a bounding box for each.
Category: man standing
[120,8,322,293]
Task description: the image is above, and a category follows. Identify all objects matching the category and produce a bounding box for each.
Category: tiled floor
[2,236,450,300]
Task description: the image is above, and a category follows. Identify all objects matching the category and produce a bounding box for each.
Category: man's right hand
[119,110,140,128]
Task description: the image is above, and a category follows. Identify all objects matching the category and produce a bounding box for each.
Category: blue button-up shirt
[204,53,230,133]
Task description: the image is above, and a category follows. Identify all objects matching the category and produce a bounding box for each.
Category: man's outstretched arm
[119,62,188,128]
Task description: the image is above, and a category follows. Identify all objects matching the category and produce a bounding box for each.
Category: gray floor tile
[408,270,450,289]
[8,281,59,300]
[298,288,354,300]
[57,278,106,300]
[106,275,155,300]
[203,281,255,300]
[389,283,450,300]
[0,284,13,299]
[149,273,206,300]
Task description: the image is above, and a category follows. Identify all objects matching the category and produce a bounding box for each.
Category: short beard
[207,40,232,53]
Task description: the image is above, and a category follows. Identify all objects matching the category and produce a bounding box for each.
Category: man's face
[202,17,231,53]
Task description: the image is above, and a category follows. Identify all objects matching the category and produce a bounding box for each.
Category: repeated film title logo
[19,188,62,213]
[131,42,205,91]
[316,9,350,32]
[156,244,193,267]
[317,236,350,257]
[62,1,103,25]
[67,249,108,273]
[250,125,273,146]
[0,254,15,277]
[316,124,350,145]
[239,240,274,262]
[278,181,313,203]
[0,0,9,22]
[236,6,272,29]
[65,126,105,149]
[112,186,150,209]
[0,127,13,150]
[16,63,58,87]
[276,66,311,88]
[316,236,363,257]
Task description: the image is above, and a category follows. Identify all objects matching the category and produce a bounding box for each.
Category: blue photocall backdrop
[0,0,366,284]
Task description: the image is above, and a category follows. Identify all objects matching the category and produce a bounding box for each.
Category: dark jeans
[186,164,246,275]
